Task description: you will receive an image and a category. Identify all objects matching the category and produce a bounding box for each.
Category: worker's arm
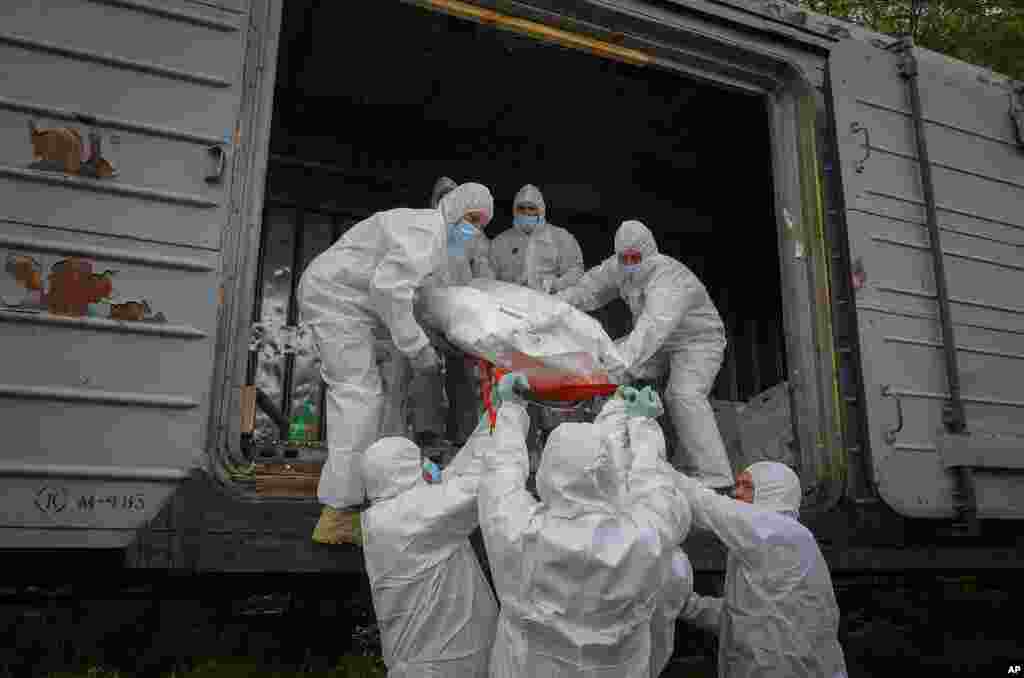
[369,212,443,359]
[593,394,631,481]
[442,413,492,483]
[478,402,539,596]
[555,257,620,312]
[675,473,782,571]
[618,265,694,371]
[397,417,503,553]
[549,229,585,292]
[625,414,693,548]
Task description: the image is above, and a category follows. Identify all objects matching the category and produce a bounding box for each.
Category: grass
[43,657,387,678]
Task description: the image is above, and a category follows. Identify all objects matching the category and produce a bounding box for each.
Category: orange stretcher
[476,358,619,432]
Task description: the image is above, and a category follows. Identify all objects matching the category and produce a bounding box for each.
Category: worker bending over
[675,462,848,677]
[557,219,735,491]
[299,182,494,544]
[360,421,499,677]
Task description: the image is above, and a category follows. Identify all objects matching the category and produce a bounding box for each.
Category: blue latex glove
[495,372,531,409]
[623,386,662,419]
[422,459,442,484]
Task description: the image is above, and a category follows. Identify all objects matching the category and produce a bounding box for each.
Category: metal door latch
[206,144,228,184]
[850,122,871,173]
[881,385,904,444]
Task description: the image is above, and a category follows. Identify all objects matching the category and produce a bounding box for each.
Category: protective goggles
[619,250,643,266]
[463,210,491,229]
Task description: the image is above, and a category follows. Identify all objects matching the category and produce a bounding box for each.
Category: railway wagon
[2,0,1023,579]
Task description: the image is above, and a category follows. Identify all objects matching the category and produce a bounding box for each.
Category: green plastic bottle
[288,402,308,444]
[303,400,319,444]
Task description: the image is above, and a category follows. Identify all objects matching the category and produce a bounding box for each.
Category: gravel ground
[1,575,1020,677]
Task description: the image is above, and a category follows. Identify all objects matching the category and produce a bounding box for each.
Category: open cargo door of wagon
[0,0,274,548]
[829,37,1024,522]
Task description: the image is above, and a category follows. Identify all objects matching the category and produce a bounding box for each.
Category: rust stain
[28,121,117,179]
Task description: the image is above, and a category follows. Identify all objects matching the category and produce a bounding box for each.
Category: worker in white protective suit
[591,392,696,678]
[360,422,499,677]
[428,177,494,447]
[651,548,696,677]
[478,375,693,678]
[675,461,848,678]
[489,184,584,294]
[555,219,735,491]
[298,182,494,544]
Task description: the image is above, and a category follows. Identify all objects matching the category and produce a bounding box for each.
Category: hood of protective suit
[513,184,547,235]
[536,423,621,517]
[514,184,546,216]
[614,220,658,257]
[363,437,424,503]
[746,461,802,518]
[430,176,458,209]
[439,182,494,228]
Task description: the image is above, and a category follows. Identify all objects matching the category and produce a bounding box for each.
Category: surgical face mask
[447,219,478,257]
[621,263,642,275]
[514,213,542,233]
[422,459,442,484]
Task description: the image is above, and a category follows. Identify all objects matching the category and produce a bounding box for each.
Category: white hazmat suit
[676,462,848,678]
[651,548,696,678]
[489,185,584,293]
[592,393,695,678]
[557,219,734,490]
[298,183,494,510]
[361,425,499,677]
[478,400,692,678]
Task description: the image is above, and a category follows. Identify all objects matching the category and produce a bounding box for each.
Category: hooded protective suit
[489,185,584,293]
[676,462,848,678]
[361,424,499,677]
[556,220,734,490]
[478,401,692,678]
[298,183,494,508]
[651,548,695,678]
[592,394,694,678]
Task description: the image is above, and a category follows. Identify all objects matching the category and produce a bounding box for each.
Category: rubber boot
[311,505,363,546]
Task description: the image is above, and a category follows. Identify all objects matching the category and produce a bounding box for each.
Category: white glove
[410,344,440,374]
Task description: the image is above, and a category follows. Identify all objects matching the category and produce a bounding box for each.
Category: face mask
[515,214,542,233]
[448,219,478,257]
[422,459,442,484]
[622,263,642,275]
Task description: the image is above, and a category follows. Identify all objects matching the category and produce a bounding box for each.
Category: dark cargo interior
[250,0,787,444]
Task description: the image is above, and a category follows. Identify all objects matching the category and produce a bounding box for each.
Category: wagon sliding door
[830,38,1024,523]
[0,0,272,547]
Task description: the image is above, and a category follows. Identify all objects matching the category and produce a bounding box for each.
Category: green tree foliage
[795,0,1024,79]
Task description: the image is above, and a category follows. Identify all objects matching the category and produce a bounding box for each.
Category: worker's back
[302,208,444,296]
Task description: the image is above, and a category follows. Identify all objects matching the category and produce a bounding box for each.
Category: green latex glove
[495,372,531,409]
[616,385,641,402]
[623,386,662,419]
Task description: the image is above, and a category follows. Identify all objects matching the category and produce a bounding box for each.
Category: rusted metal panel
[0,0,256,547]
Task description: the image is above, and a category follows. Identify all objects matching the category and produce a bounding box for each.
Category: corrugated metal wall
[831,38,1024,519]
[0,0,253,545]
